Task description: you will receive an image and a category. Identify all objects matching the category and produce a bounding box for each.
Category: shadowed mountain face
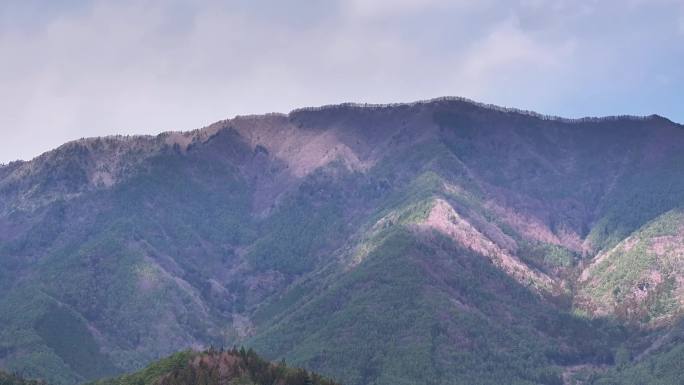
[1,98,684,385]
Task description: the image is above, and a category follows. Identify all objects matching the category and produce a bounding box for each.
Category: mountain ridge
[3,96,681,168]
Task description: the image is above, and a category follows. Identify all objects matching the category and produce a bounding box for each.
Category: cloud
[344,0,452,18]
[458,18,575,83]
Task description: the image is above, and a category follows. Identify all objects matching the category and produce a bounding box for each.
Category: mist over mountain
[1,97,684,385]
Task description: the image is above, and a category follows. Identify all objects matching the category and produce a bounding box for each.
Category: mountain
[1,97,683,385]
[88,349,339,385]
[1,349,338,385]
[0,371,46,385]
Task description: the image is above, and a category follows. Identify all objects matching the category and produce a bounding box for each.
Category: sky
[1,0,683,163]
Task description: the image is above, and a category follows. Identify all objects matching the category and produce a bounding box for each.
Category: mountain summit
[1,97,684,385]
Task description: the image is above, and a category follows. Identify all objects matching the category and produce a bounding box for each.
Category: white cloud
[344,0,451,18]
[459,18,575,82]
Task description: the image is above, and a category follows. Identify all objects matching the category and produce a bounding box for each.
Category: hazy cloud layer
[1,0,683,163]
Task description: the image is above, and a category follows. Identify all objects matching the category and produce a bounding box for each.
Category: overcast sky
[1,0,683,163]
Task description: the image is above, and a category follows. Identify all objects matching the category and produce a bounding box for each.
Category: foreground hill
[1,349,337,385]
[0,371,45,385]
[88,349,339,385]
[1,97,683,384]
